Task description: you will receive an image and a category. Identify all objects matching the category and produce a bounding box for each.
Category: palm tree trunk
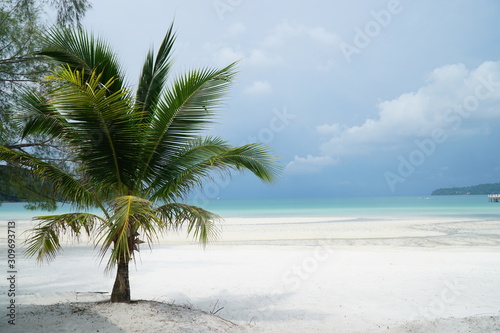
[111,260,130,302]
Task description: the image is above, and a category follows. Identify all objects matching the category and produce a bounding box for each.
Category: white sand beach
[1,215,500,332]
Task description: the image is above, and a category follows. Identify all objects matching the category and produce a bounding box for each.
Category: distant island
[431,182,500,195]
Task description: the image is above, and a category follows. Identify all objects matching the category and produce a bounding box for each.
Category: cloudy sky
[82,0,500,199]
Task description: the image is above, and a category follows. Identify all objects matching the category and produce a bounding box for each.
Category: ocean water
[204,195,500,219]
[1,195,499,221]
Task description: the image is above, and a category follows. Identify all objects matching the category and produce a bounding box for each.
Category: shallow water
[1,195,499,221]
[201,195,500,219]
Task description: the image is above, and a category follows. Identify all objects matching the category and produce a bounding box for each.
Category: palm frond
[212,143,281,182]
[0,146,98,208]
[136,63,238,188]
[136,23,176,118]
[17,89,67,139]
[148,138,280,201]
[24,212,104,262]
[37,28,125,95]
[156,202,222,247]
[147,136,230,200]
[45,66,144,192]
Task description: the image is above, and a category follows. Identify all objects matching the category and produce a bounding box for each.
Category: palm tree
[0,25,279,303]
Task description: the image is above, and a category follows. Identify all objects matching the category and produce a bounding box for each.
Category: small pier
[488,194,500,202]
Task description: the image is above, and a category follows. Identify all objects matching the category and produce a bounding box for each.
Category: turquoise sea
[1,195,499,221]
[205,195,500,220]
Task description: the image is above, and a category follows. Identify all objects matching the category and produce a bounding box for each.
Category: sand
[1,215,500,332]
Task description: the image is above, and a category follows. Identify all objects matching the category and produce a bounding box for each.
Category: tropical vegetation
[431,182,500,195]
[0,24,279,302]
[1,0,91,208]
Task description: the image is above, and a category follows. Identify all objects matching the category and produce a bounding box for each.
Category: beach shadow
[1,302,126,333]
[162,289,331,325]
[3,299,249,333]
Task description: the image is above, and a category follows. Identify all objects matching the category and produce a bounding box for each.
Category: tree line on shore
[431,182,500,195]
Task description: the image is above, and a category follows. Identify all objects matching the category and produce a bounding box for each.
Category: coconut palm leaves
[24,212,103,261]
[137,24,175,115]
[0,24,279,302]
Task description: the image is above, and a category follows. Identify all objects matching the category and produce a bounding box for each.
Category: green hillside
[431,182,500,195]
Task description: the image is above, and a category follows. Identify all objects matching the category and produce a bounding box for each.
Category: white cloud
[244,80,273,95]
[204,43,282,68]
[285,155,339,174]
[204,21,338,70]
[263,21,339,48]
[250,21,339,71]
[203,43,244,66]
[316,123,344,135]
[319,61,500,157]
[218,46,244,63]
[247,49,283,67]
[262,20,300,48]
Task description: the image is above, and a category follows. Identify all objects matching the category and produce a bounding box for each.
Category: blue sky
[82,0,500,199]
